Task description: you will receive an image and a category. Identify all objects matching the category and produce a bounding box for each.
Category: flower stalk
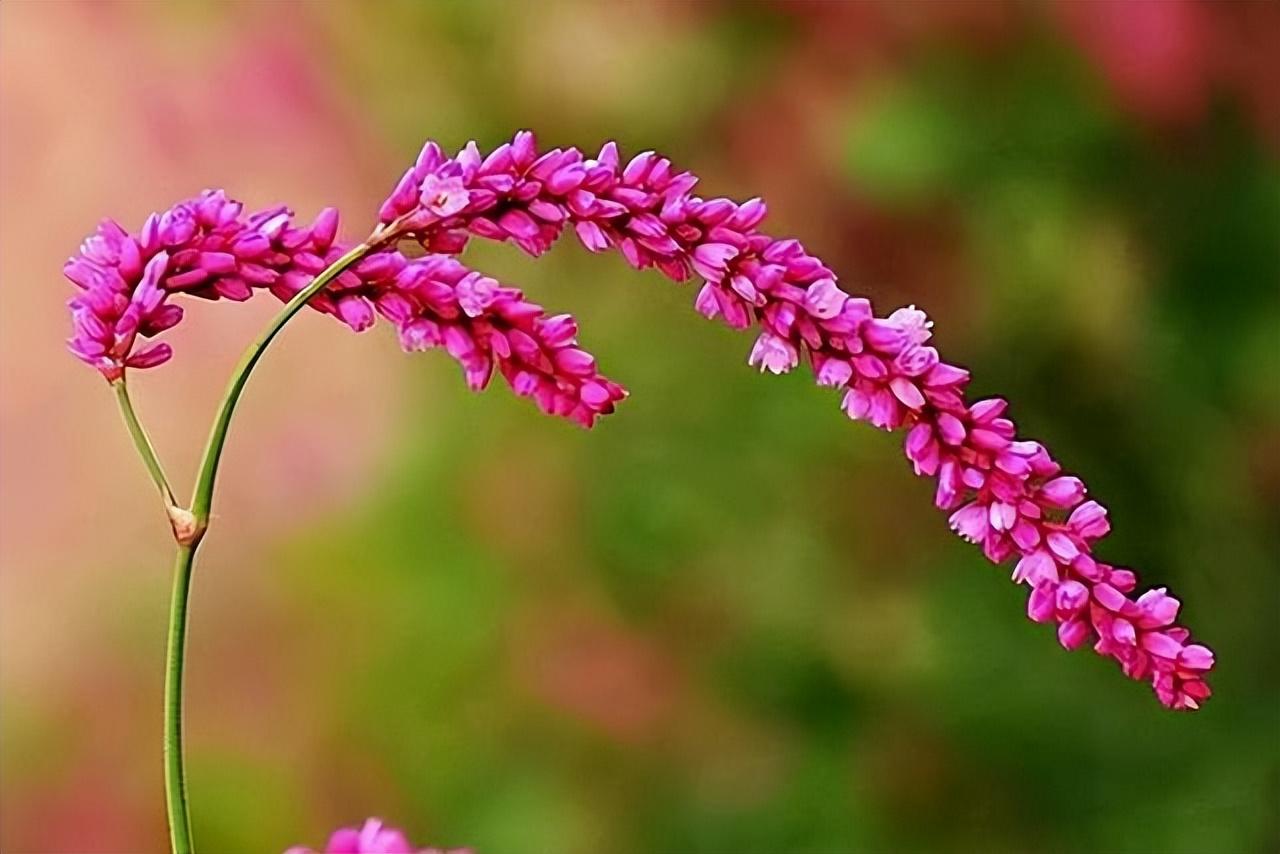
[189,240,374,526]
[113,239,377,854]
[163,543,196,854]
[112,378,177,511]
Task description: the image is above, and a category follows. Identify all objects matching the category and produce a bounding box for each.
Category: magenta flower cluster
[63,131,1213,709]
[64,190,620,423]
[285,817,469,854]
[65,194,339,381]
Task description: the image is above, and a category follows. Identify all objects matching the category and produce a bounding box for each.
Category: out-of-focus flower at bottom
[284,817,472,854]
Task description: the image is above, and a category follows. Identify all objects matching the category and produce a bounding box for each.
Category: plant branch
[188,240,375,526]
[163,543,196,854]
[113,377,177,509]
[155,238,379,854]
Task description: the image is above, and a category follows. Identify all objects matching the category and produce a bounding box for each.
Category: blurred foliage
[3,1,1279,853]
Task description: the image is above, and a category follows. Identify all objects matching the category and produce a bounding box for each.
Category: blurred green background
[2,1,1278,852]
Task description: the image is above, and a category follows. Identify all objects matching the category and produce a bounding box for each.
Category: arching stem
[113,237,380,854]
[188,240,374,527]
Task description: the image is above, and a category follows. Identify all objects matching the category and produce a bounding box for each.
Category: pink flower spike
[67,137,1214,710]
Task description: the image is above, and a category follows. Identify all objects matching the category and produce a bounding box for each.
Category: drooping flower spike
[63,191,624,425]
[63,131,1213,709]
[284,817,470,854]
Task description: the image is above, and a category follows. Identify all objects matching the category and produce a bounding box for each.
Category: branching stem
[113,378,177,510]
[111,237,380,854]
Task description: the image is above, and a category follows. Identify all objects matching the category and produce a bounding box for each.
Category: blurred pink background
[3,2,1278,853]
[1,5,418,849]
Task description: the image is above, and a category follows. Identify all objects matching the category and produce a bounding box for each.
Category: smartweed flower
[68,126,1217,854]
[370,131,1215,710]
[285,818,470,854]
[65,132,1213,710]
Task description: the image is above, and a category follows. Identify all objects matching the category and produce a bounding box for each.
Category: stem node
[167,506,205,547]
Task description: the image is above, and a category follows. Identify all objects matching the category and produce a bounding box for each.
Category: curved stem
[113,378,177,508]
[164,543,196,854]
[189,240,373,525]
[155,239,377,854]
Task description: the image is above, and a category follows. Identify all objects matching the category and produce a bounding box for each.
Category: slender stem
[189,240,373,524]
[153,238,377,854]
[164,543,196,854]
[113,378,177,508]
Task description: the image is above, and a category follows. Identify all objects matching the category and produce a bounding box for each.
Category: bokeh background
[2,1,1278,852]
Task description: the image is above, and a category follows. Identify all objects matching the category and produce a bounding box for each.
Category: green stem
[108,236,383,852]
[113,378,177,508]
[164,543,196,854]
[152,239,377,854]
[189,240,373,524]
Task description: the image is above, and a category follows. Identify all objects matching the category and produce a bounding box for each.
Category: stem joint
[167,505,205,547]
